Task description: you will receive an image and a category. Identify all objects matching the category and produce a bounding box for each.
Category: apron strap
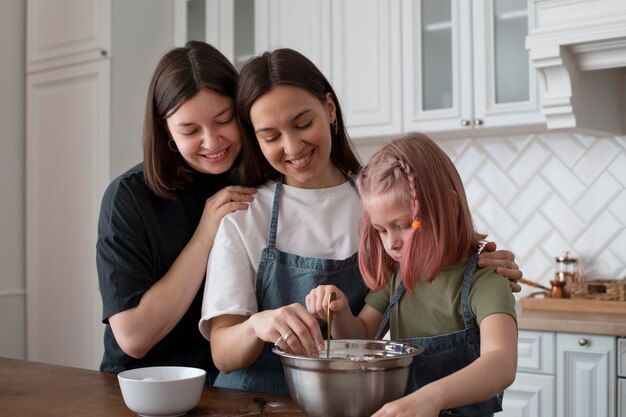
[266,177,283,248]
[374,250,481,339]
[374,280,405,339]
[460,253,479,329]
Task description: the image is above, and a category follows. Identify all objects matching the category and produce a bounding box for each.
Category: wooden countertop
[0,357,305,417]
[516,302,626,336]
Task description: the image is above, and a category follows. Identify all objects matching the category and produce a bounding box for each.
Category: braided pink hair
[395,158,420,228]
[357,132,486,292]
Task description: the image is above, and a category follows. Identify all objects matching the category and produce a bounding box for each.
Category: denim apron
[215,176,369,395]
[374,253,503,417]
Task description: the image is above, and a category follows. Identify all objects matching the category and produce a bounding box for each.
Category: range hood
[526,0,626,136]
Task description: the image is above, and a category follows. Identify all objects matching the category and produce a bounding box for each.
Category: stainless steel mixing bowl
[273,339,423,417]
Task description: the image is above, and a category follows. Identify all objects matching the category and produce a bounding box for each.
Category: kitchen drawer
[517,330,555,374]
[502,372,555,417]
[617,378,626,417]
[617,337,626,376]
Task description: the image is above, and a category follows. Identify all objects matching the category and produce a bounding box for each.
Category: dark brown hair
[143,41,238,199]
[235,48,361,187]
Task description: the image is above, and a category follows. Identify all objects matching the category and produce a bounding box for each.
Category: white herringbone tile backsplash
[356,132,626,299]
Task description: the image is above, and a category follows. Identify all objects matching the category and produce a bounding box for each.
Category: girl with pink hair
[307,132,517,417]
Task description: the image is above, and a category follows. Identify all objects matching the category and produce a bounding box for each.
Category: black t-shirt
[96,163,235,378]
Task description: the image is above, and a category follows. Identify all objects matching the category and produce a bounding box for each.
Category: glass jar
[555,251,583,297]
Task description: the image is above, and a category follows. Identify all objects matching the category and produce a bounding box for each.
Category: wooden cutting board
[521,295,626,314]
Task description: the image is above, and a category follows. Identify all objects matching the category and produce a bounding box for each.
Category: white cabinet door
[402,0,544,136]
[255,0,331,78]
[27,0,111,73]
[557,333,616,417]
[331,0,402,139]
[472,0,543,130]
[402,0,472,134]
[502,372,555,417]
[26,60,110,370]
[517,330,555,374]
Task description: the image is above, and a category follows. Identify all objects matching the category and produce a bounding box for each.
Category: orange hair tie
[411,220,421,229]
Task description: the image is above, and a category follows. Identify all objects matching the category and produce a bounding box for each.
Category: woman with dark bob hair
[199,48,523,394]
[96,41,255,379]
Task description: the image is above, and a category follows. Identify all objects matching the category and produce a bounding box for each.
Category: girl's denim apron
[215,176,369,395]
[374,253,503,417]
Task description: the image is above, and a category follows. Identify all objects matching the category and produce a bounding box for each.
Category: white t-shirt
[199,180,361,340]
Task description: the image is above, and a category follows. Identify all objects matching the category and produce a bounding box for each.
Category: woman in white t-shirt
[199,48,522,395]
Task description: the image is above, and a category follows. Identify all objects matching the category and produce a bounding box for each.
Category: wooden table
[0,357,306,416]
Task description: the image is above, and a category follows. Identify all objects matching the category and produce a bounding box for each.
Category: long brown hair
[235,48,361,187]
[143,41,238,199]
[357,132,486,291]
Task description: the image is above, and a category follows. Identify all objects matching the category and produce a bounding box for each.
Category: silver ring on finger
[273,330,294,346]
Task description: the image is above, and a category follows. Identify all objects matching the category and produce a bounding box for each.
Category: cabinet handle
[474,118,483,126]
[578,338,589,346]
[100,50,108,57]
[461,119,471,127]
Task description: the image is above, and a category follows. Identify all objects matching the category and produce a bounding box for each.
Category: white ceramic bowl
[117,366,206,417]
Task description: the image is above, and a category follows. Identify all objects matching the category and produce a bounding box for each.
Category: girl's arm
[306,286,384,339]
[108,186,254,359]
[209,303,326,373]
[372,313,517,417]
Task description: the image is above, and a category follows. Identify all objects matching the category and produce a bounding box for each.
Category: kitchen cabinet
[330,0,402,139]
[501,330,555,417]
[502,330,617,417]
[617,378,626,417]
[174,0,256,71]
[174,0,331,74]
[27,0,111,73]
[175,0,543,140]
[26,0,173,370]
[557,333,616,417]
[402,0,544,136]
[26,60,110,370]
[176,0,400,137]
[255,0,332,77]
[617,337,626,417]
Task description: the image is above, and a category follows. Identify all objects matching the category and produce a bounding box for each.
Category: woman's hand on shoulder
[479,242,522,293]
[249,303,325,358]
[197,185,256,245]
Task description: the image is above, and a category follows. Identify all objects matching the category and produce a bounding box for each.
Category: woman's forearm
[210,315,265,373]
[109,231,213,358]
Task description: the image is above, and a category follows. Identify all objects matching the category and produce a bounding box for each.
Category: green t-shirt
[365,261,517,339]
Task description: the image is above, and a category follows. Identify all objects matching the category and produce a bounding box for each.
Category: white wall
[0,0,26,359]
[355,132,626,299]
[110,0,175,178]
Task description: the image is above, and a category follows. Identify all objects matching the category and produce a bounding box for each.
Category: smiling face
[366,197,414,262]
[249,85,343,189]
[165,89,241,175]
